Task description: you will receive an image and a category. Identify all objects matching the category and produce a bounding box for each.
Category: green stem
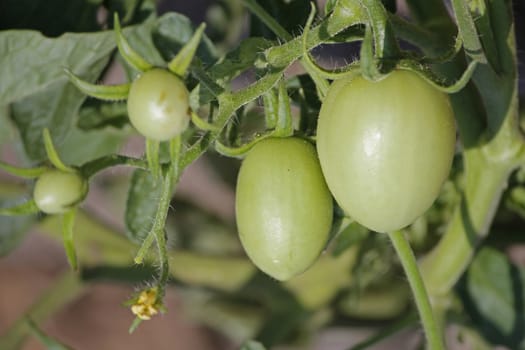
[62,208,79,271]
[389,230,444,350]
[0,271,85,350]
[79,154,147,179]
[259,3,364,70]
[133,168,177,264]
[449,0,484,62]
[155,227,170,296]
[419,154,513,296]
[242,0,292,41]
[145,139,161,179]
[26,318,72,350]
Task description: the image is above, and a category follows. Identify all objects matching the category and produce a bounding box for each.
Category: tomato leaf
[77,100,129,130]
[152,13,217,68]
[57,127,129,167]
[0,30,115,108]
[1,31,115,161]
[125,169,164,244]
[458,247,525,349]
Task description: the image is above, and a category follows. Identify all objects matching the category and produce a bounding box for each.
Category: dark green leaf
[249,0,316,39]
[152,13,218,67]
[0,0,101,36]
[189,37,273,108]
[208,37,273,85]
[240,340,266,350]
[77,100,129,130]
[459,247,525,349]
[380,0,396,13]
[125,169,163,243]
[289,74,321,135]
[235,273,309,346]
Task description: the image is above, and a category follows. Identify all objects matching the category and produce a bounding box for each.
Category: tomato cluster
[235,70,456,280]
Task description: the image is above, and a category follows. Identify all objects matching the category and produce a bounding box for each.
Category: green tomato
[34,170,88,214]
[235,137,333,281]
[316,70,455,233]
[127,68,190,141]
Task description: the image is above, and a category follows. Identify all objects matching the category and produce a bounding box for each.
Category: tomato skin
[235,137,333,281]
[316,70,455,233]
[34,170,88,214]
[127,69,190,141]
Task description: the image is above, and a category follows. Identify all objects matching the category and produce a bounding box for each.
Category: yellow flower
[130,288,160,320]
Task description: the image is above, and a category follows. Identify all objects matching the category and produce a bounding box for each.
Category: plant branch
[389,230,444,350]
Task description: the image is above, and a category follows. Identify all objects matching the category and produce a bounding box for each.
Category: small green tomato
[34,170,88,214]
[316,70,456,233]
[235,137,333,281]
[127,68,190,141]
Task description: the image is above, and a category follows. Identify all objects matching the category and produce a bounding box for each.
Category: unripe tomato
[316,70,455,233]
[127,68,190,141]
[34,170,88,214]
[235,137,333,281]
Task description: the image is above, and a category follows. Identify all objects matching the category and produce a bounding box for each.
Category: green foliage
[0,0,523,349]
[125,169,163,243]
[459,247,525,349]
[1,30,115,161]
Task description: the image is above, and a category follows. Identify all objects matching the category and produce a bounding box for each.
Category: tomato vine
[0,0,523,349]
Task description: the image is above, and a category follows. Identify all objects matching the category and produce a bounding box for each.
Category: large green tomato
[34,170,88,214]
[127,68,190,141]
[235,137,333,281]
[316,70,455,233]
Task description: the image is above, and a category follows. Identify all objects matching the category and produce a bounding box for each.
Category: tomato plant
[235,137,333,281]
[317,70,456,233]
[33,170,88,214]
[127,68,190,141]
[0,0,524,350]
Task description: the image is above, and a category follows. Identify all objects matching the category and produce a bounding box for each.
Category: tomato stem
[133,170,175,265]
[389,230,445,350]
[145,139,161,180]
